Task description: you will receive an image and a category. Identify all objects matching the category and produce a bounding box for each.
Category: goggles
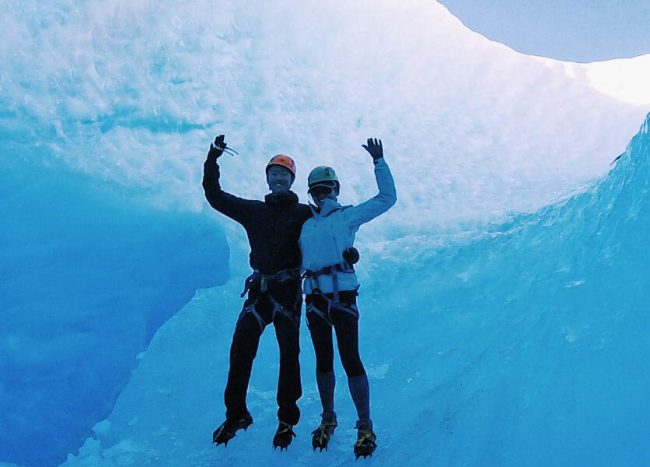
[309,184,335,197]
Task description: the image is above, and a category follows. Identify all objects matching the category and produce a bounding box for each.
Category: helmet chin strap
[308,192,320,208]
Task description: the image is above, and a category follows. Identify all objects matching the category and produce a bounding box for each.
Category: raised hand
[208,134,227,159]
[362,138,383,162]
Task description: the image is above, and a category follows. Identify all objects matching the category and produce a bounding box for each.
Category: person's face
[267,166,293,194]
[309,184,338,208]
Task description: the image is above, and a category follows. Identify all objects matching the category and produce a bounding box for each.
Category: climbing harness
[303,247,361,326]
[304,260,359,326]
[303,261,354,300]
[306,291,359,326]
[239,268,301,332]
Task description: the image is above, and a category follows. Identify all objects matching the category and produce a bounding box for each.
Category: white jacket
[300,158,397,294]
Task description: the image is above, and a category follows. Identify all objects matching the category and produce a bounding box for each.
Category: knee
[316,363,334,374]
[231,324,261,359]
[315,358,334,374]
[313,346,334,373]
[230,335,258,361]
[276,322,300,350]
[341,354,365,378]
[278,341,300,365]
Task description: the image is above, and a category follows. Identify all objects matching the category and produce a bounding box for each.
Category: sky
[2,1,650,466]
[439,0,650,62]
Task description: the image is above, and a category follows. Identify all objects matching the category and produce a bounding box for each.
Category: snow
[583,54,650,105]
[1,0,649,466]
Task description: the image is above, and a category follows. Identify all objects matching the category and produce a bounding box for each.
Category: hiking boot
[272,421,296,450]
[353,422,376,459]
[311,413,338,451]
[212,413,253,446]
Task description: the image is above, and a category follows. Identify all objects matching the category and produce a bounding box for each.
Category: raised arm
[202,134,256,226]
[345,138,397,228]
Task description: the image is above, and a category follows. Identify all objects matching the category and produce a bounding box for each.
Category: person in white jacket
[300,138,397,458]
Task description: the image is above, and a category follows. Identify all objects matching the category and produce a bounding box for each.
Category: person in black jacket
[203,135,311,450]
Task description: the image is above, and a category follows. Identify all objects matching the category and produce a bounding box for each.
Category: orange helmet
[266,154,296,179]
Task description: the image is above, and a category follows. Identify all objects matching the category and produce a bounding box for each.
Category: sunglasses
[309,185,334,197]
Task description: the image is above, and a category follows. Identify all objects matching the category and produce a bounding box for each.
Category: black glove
[362,138,383,162]
[208,134,227,160]
[343,247,360,266]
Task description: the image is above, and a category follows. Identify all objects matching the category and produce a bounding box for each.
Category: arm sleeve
[202,153,255,226]
[345,157,397,228]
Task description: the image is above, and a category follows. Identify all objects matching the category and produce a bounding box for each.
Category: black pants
[224,280,302,425]
[306,291,365,378]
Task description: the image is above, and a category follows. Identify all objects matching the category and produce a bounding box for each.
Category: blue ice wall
[2,0,648,461]
[358,114,650,466]
[57,115,650,467]
[0,157,229,467]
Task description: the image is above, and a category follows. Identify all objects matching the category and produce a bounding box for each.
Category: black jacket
[203,155,311,275]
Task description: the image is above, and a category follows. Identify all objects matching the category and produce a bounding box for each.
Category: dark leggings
[306,291,366,378]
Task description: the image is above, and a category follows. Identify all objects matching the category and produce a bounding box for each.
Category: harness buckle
[241,268,300,298]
